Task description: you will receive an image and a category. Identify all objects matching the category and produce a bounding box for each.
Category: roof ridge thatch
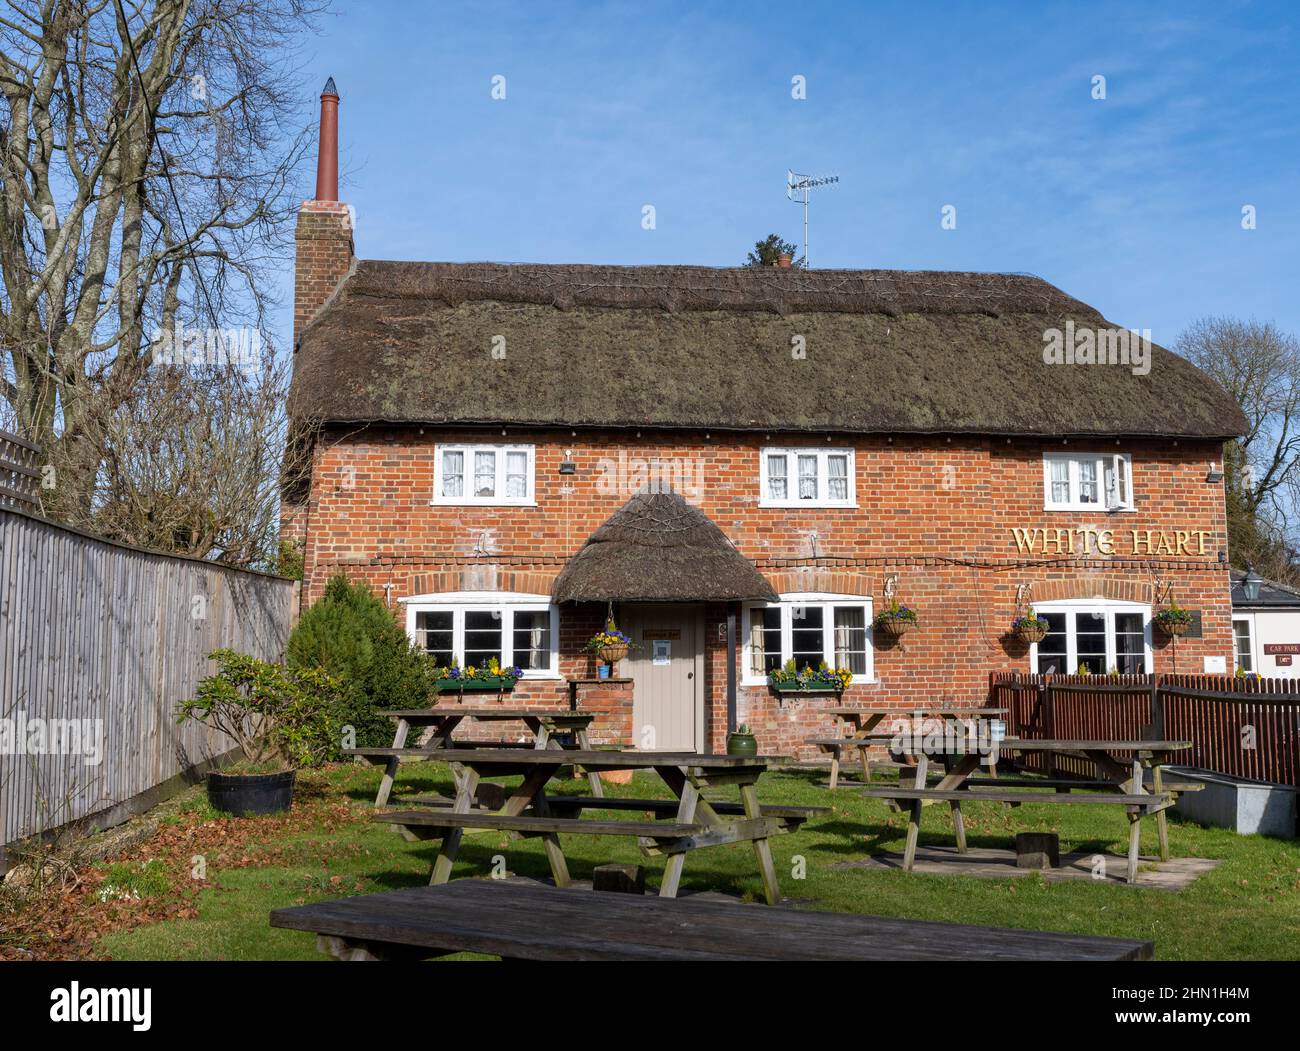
[330,260,1100,320]
[289,260,1249,440]
[551,488,778,603]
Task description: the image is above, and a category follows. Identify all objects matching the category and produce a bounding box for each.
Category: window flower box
[767,660,851,693]
[434,660,522,695]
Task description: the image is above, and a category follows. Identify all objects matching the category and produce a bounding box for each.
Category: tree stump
[592,863,645,895]
[1015,832,1060,869]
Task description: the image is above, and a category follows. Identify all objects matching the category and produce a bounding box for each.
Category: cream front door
[625,604,702,753]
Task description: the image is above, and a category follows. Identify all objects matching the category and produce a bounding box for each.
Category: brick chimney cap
[322,76,338,97]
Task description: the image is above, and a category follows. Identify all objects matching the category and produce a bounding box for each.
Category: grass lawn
[90,760,1300,961]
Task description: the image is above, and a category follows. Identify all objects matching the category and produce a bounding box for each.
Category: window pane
[505,451,528,498]
[750,606,783,675]
[1049,459,1070,504]
[1233,620,1253,672]
[464,609,503,668]
[511,609,550,670]
[1077,459,1098,504]
[1035,612,1068,674]
[417,610,454,664]
[442,451,464,498]
[827,455,849,501]
[473,451,496,498]
[833,606,867,674]
[1114,612,1145,674]
[798,455,818,500]
[767,455,788,500]
[790,605,824,669]
[1075,611,1106,673]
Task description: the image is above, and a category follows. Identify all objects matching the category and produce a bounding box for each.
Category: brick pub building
[285,83,1247,757]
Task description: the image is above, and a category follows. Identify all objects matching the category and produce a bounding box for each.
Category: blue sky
[276,0,1299,350]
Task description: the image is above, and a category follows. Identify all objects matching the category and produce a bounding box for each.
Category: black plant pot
[207,770,295,817]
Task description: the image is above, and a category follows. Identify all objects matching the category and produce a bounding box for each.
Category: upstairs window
[760,448,855,508]
[1042,452,1133,512]
[433,444,535,505]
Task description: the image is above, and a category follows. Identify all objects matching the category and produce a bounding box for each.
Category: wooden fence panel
[991,671,1300,785]
[0,506,291,866]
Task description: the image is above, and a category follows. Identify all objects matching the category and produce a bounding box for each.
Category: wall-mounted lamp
[1241,566,1263,602]
[559,449,577,475]
[1206,461,1224,483]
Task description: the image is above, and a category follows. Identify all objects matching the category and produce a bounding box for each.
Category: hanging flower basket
[1012,609,1050,644]
[587,622,632,665]
[1154,603,1194,637]
[873,601,918,639]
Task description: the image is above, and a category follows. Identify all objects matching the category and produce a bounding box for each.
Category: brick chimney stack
[294,77,353,348]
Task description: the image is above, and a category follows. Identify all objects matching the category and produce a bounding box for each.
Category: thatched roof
[551,488,778,603]
[289,261,1247,439]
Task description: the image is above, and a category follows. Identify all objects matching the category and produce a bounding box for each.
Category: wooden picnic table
[860,737,1192,882]
[811,706,1009,789]
[269,880,1154,961]
[377,749,820,905]
[351,708,604,805]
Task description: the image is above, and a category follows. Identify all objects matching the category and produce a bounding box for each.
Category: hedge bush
[286,574,436,750]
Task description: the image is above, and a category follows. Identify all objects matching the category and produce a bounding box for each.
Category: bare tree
[64,355,308,568]
[0,0,323,532]
[1176,316,1300,581]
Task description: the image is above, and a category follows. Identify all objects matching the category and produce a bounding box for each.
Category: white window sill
[1042,504,1136,513]
[429,499,538,508]
[758,501,858,510]
[741,677,879,688]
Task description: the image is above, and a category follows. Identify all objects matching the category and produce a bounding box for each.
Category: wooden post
[726,603,738,736]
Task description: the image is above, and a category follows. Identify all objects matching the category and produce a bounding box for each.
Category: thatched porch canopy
[551,489,778,604]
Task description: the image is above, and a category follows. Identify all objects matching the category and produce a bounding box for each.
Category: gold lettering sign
[643,628,681,641]
[1010,528,1214,556]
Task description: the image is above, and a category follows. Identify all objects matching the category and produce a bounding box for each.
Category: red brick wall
[298,426,1234,756]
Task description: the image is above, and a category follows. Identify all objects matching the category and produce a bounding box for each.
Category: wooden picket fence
[0,429,41,512]
[989,671,1300,786]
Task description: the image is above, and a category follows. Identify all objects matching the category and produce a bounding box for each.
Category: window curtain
[442,451,464,497]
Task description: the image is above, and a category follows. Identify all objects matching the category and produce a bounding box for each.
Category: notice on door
[652,640,671,665]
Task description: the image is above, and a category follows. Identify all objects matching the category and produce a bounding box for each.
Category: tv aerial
[786,171,839,268]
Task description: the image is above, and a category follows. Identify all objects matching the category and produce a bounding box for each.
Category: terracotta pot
[599,768,634,785]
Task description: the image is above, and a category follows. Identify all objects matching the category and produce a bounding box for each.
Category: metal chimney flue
[315,77,340,202]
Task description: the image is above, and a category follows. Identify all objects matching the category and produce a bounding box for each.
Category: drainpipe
[726,603,738,737]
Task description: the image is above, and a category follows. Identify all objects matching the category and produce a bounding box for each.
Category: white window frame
[1042,451,1134,512]
[1029,599,1152,675]
[1232,615,1255,674]
[432,443,536,506]
[759,448,856,508]
[741,592,874,685]
[399,591,560,678]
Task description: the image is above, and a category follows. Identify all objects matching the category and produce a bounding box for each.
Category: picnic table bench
[269,880,1155,961]
[377,749,824,905]
[348,708,604,805]
[810,706,1008,788]
[856,738,1192,882]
